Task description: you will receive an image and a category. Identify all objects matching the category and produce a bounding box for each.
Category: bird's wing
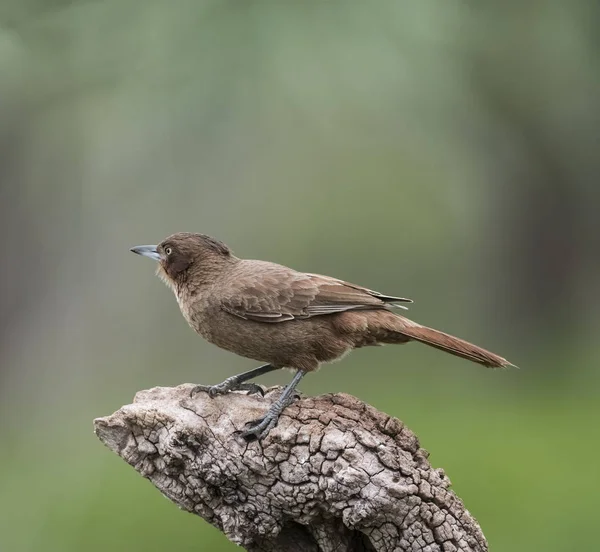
[221,263,412,324]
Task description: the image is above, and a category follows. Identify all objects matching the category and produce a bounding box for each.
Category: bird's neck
[174,255,239,296]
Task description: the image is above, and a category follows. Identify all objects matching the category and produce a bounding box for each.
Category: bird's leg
[190,363,279,398]
[238,370,306,441]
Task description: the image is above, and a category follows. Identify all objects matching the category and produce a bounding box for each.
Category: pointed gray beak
[130,245,161,261]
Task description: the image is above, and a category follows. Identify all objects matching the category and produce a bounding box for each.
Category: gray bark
[94,384,488,552]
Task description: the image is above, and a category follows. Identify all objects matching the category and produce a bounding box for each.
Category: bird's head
[130,232,234,290]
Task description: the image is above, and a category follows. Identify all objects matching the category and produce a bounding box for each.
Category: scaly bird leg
[190,363,279,398]
[238,369,306,441]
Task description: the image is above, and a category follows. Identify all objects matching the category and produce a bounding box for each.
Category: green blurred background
[1,1,599,551]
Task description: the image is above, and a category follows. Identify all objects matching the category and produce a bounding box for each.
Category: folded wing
[221,263,412,323]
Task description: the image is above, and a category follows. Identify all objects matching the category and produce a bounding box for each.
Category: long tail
[393,317,511,368]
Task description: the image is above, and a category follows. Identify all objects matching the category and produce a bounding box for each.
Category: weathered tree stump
[94,384,488,552]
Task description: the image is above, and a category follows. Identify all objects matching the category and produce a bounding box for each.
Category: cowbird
[131,232,511,439]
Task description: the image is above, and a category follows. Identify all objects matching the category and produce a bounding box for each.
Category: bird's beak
[130,245,161,261]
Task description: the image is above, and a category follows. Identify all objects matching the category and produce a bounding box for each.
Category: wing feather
[221,262,412,323]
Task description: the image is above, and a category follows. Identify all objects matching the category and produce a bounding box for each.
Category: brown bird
[131,232,511,439]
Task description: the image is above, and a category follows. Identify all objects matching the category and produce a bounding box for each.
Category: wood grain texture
[94,385,488,552]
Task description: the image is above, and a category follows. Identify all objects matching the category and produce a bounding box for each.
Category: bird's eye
[165,247,173,256]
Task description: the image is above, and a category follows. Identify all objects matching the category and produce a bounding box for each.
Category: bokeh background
[1,1,599,551]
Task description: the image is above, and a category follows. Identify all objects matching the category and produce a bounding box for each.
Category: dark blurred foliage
[1,2,599,551]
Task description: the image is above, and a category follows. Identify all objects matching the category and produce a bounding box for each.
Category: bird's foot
[237,392,299,441]
[236,383,265,396]
[190,379,264,399]
[238,413,279,441]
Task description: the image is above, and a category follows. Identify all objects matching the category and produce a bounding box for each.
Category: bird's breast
[176,294,195,326]
[174,290,221,342]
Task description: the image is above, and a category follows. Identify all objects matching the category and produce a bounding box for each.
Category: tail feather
[397,322,511,368]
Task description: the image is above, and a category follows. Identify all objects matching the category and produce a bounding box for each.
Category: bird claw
[237,415,278,441]
[190,383,230,398]
[189,384,212,398]
[190,381,265,399]
[238,383,265,397]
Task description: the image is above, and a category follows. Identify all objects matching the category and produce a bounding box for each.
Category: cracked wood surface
[94,384,488,552]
